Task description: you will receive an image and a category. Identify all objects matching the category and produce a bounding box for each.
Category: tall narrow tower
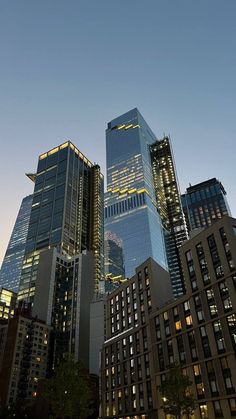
[150,136,188,297]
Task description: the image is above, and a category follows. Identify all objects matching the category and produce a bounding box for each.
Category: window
[213,400,222,417]
[199,403,208,418]
[193,364,201,377]
[186,315,193,326]
[175,321,181,331]
[186,250,193,262]
[229,399,236,415]
[184,301,190,312]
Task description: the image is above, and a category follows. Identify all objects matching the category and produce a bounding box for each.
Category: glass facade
[0,194,33,292]
[18,141,104,302]
[181,178,231,232]
[150,137,188,297]
[105,108,168,279]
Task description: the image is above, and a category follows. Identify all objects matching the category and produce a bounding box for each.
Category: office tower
[105,108,168,280]
[101,216,236,419]
[0,194,33,292]
[150,136,188,297]
[32,248,94,367]
[18,141,104,302]
[101,258,173,419]
[181,178,231,232]
[104,231,125,282]
[0,288,17,320]
[0,306,51,406]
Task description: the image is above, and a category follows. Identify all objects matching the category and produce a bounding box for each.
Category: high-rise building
[150,136,188,297]
[31,248,95,367]
[18,141,104,302]
[0,194,33,292]
[181,178,231,232]
[105,108,168,280]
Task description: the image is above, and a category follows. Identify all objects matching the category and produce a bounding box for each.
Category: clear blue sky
[0,0,236,264]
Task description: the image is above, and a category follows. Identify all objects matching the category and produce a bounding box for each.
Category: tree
[158,362,196,419]
[41,354,93,419]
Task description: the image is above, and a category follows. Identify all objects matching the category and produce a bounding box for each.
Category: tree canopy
[159,362,196,419]
[42,354,93,419]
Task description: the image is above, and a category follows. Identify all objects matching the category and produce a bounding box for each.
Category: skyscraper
[105,108,168,279]
[181,178,231,232]
[0,194,33,292]
[18,141,104,302]
[150,136,188,296]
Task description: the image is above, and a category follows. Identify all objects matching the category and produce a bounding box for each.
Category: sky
[0,0,235,265]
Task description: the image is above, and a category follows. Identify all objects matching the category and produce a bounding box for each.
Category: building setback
[150,136,188,297]
[0,194,33,292]
[101,216,236,419]
[181,178,231,232]
[18,141,104,303]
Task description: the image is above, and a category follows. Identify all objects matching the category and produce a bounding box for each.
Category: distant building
[18,141,104,303]
[0,288,17,320]
[0,194,33,292]
[181,178,231,232]
[101,216,236,419]
[150,136,188,297]
[0,305,51,407]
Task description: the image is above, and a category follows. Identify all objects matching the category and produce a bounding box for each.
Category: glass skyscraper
[181,178,231,232]
[18,141,104,302]
[150,136,188,297]
[105,108,168,279]
[0,194,33,292]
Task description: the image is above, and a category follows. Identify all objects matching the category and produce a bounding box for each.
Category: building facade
[100,258,173,419]
[105,108,168,280]
[0,194,33,292]
[150,136,188,297]
[104,231,125,282]
[31,248,95,368]
[101,216,236,419]
[18,141,104,302]
[0,306,51,406]
[0,288,17,320]
[181,178,231,232]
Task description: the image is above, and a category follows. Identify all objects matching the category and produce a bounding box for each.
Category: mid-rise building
[0,194,33,292]
[101,216,236,419]
[0,305,51,406]
[105,108,168,280]
[18,141,104,302]
[181,178,231,232]
[101,258,173,419]
[150,136,188,297]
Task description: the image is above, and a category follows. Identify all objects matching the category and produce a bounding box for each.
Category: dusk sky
[0,0,235,265]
